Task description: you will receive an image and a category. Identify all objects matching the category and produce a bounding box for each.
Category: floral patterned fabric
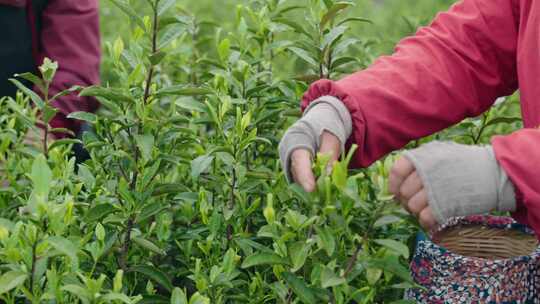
[406,216,540,303]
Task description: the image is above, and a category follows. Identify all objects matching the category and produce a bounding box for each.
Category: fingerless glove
[404,141,516,224]
[278,96,352,182]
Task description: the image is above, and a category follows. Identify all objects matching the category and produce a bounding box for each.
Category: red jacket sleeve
[492,130,540,237]
[38,0,101,135]
[302,0,520,168]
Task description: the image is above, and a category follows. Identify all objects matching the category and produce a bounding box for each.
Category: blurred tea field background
[100,0,456,83]
[99,0,522,142]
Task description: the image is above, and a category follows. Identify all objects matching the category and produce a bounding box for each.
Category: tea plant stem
[286,290,293,303]
[226,224,233,242]
[119,217,135,271]
[143,4,159,105]
[343,244,361,277]
[125,127,141,192]
[229,166,236,209]
[190,22,199,84]
[42,127,49,158]
[269,33,274,81]
[143,69,155,105]
[473,109,491,144]
[343,200,387,278]
[326,50,333,79]
[27,233,40,303]
[28,241,37,297]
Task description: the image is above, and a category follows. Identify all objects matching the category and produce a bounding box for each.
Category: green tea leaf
[157,0,176,16]
[49,127,75,137]
[218,38,231,63]
[47,236,79,271]
[9,78,44,108]
[158,25,184,49]
[135,134,155,161]
[191,154,214,181]
[282,272,316,304]
[130,265,173,292]
[156,86,212,97]
[67,111,97,124]
[14,72,44,90]
[315,226,335,257]
[61,284,91,302]
[331,161,347,190]
[322,25,347,49]
[287,47,318,67]
[289,241,311,272]
[189,292,210,304]
[320,267,346,288]
[30,154,52,198]
[85,204,116,222]
[366,267,382,285]
[321,3,351,29]
[133,236,165,255]
[51,86,83,102]
[373,215,402,228]
[241,253,289,268]
[149,51,167,65]
[171,287,188,304]
[0,271,27,294]
[374,239,409,259]
[366,255,414,284]
[485,116,522,127]
[140,295,170,304]
[337,17,373,26]
[272,18,311,38]
[102,293,137,304]
[331,56,358,70]
[108,0,146,29]
[79,85,133,103]
[49,138,82,151]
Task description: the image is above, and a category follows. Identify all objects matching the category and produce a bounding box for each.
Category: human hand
[389,156,437,230]
[289,131,341,192]
[389,141,516,231]
[279,96,352,192]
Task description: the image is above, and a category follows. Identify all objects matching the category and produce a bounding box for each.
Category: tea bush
[0,0,522,303]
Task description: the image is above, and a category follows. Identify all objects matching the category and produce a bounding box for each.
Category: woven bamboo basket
[405,216,540,303]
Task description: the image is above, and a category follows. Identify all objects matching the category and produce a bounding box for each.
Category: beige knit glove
[404,141,516,224]
[279,96,352,182]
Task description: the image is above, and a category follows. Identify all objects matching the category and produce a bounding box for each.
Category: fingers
[290,149,316,192]
[388,156,415,197]
[407,189,428,216]
[319,131,341,173]
[399,171,423,201]
[290,132,340,193]
[389,156,438,230]
[419,206,438,230]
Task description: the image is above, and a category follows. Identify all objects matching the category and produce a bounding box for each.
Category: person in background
[0,0,100,154]
[279,0,540,237]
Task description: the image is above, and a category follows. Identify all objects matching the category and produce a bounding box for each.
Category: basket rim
[421,215,540,263]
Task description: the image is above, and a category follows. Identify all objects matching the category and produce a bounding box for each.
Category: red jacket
[1,0,100,135]
[302,0,540,235]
